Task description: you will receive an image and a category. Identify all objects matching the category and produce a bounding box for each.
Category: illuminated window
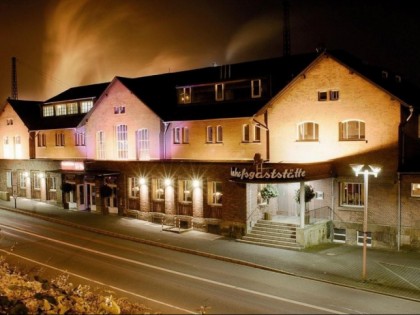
[254,125,261,142]
[14,136,21,158]
[75,133,85,146]
[411,183,420,197]
[3,137,12,158]
[37,133,46,147]
[179,179,193,202]
[81,100,93,113]
[67,102,78,114]
[153,179,165,200]
[216,125,223,143]
[215,83,224,101]
[178,87,191,104]
[6,119,13,125]
[297,122,319,141]
[357,231,372,247]
[136,128,150,160]
[243,124,250,142]
[339,120,365,140]
[114,105,125,114]
[116,124,128,159]
[330,90,340,101]
[96,131,105,159]
[251,79,262,98]
[128,177,139,198]
[55,104,67,116]
[208,181,222,205]
[43,106,54,117]
[340,182,364,207]
[55,133,65,146]
[318,91,327,101]
[206,126,213,143]
[6,171,12,188]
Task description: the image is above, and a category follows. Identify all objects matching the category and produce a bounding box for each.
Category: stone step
[252,226,296,235]
[247,231,296,241]
[237,238,302,250]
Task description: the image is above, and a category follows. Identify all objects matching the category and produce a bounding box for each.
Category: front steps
[238,220,302,250]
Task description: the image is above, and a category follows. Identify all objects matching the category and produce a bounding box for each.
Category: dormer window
[43,105,54,117]
[251,79,262,98]
[178,87,191,104]
[215,83,224,101]
[55,104,67,116]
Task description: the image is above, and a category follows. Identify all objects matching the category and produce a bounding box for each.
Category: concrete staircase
[238,220,302,250]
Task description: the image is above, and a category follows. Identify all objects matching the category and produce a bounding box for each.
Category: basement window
[333,228,346,243]
[357,231,372,247]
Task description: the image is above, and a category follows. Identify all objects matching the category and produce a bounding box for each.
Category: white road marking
[0,223,345,314]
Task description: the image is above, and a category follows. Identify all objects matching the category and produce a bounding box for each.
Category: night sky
[1,0,419,102]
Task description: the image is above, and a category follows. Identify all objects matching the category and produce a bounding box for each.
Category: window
[340,182,364,206]
[254,125,261,142]
[208,181,222,205]
[6,171,12,188]
[96,131,105,159]
[298,122,319,141]
[37,133,46,147]
[153,179,165,200]
[49,177,57,191]
[3,137,11,158]
[357,231,372,247]
[215,83,224,101]
[179,180,193,202]
[243,124,250,142]
[81,100,93,113]
[128,177,140,198]
[55,104,67,116]
[33,173,41,190]
[173,127,181,144]
[216,125,223,143]
[257,184,267,205]
[178,87,191,104]
[43,106,54,117]
[339,120,365,140]
[116,124,128,159]
[6,119,13,125]
[333,228,346,243]
[55,133,65,146]
[67,102,78,115]
[75,133,85,146]
[19,172,27,189]
[206,126,213,143]
[14,136,22,158]
[182,127,189,144]
[411,183,420,197]
[251,79,262,98]
[330,90,340,101]
[318,91,328,101]
[114,105,125,114]
[136,128,150,160]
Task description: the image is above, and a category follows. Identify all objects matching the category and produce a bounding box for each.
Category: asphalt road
[1,210,419,314]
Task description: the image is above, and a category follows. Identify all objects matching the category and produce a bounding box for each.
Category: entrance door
[77,183,96,211]
[89,184,96,211]
[77,184,86,210]
[106,184,118,214]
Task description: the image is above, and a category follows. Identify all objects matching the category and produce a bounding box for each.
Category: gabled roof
[45,82,109,104]
[6,99,43,130]
[116,52,320,121]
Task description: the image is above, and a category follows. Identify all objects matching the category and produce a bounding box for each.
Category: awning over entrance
[229,161,335,183]
[47,169,120,177]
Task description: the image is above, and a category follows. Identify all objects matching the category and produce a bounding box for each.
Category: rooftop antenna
[283,0,291,57]
[11,57,18,100]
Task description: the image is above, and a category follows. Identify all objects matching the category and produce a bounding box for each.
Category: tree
[294,184,315,204]
[260,184,278,204]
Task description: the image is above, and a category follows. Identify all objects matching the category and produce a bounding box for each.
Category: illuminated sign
[61,161,85,171]
[230,167,306,181]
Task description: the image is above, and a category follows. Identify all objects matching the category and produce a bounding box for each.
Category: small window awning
[229,161,335,183]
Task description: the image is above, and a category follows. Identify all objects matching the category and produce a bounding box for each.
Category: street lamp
[351,164,381,281]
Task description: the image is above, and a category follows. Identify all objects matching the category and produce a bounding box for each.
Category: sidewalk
[1,197,420,302]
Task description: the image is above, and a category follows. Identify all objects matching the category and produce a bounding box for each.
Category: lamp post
[351,164,381,281]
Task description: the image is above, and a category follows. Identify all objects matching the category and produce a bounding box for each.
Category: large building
[1,50,419,249]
